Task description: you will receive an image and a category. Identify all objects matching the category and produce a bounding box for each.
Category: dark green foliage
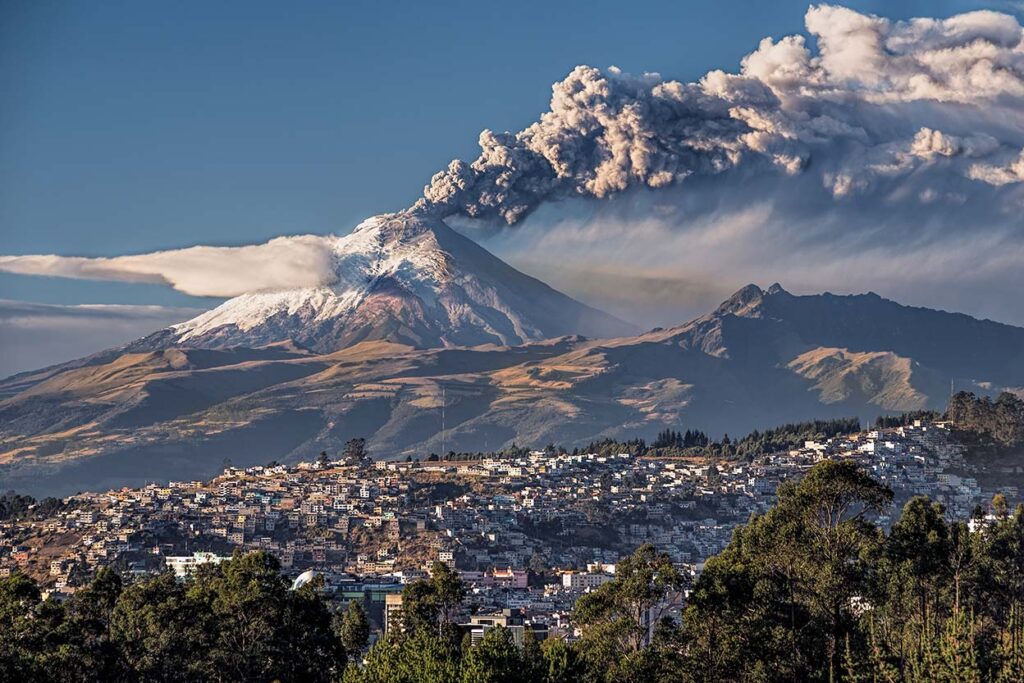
[459,626,521,683]
[652,429,709,450]
[681,459,893,681]
[344,438,368,463]
[109,571,210,681]
[0,572,64,682]
[874,410,942,429]
[0,492,71,521]
[539,636,583,683]
[579,438,649,458]
[730,417,861,459]
[191,551,344,682]
[947,391,1024,448]
[676,463,1024,681]
[0,551,344,683]
[579,418,860,460]
[349,628,461,683]
[572,544,684,682]
[340,600,371,656]
[398,561,465,637]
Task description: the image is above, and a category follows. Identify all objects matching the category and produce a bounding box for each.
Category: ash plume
[414,4,1024,225]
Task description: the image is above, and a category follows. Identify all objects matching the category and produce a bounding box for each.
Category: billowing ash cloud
[0,235,338,297]
[969,149,1024,185]
[415,4,1024,224]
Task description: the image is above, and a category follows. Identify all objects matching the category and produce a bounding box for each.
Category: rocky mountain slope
[2,284,1022,496]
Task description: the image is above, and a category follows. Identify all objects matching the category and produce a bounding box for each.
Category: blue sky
[1,0,1010,309]
[2,0,1023,377]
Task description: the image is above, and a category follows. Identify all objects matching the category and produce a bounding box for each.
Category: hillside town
[0,420,1013,638]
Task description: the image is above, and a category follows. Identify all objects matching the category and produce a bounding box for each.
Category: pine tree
[340,600,371,658]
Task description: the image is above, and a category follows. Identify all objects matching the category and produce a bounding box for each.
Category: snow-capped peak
[158,213,634,352]
[171,213,451,342]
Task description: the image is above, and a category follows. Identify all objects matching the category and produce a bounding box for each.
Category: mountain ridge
[2,283,1022,496]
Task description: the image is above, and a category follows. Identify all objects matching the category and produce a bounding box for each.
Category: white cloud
[968,148,1024,185]
[479,168,1024,329]
[0,301,205,378]
[0,235,338,297]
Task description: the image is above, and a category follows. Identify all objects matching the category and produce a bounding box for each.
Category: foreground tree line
[7,459,1024,681]
[0,551,349,682]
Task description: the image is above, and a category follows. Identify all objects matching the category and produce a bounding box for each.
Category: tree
[54,566,123,681]
[0,552,349,682]
[354,628,461,683]
[400,562,465,637]
[787,460,893,680]
[344,438,368,464]
[947,391,1024,448]
[681,459,892,682]
[0,492,70,522]
[189,551,344,682]
[539,636,582,683]
[341,600,371,657]
[0,573,59,682]
[877,496,952,664]
[460,626,522,683]
[528,552,549,580]
[519,627,546,682]
[572,544,684,681]
[109,571,209,681]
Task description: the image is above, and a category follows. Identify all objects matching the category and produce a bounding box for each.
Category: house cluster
[0,420,1010,635]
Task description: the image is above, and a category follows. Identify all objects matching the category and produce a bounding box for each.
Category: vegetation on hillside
[873,410,942,429]
[578,417,861,461]
[0,492,71,522]
[947,391,1024,449]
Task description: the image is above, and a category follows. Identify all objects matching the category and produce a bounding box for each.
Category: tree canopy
[0,551,344,683]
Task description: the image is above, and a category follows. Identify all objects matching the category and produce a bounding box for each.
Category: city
[3,418,1012,643]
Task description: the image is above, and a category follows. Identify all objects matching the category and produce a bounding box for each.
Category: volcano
[133,212,634,353]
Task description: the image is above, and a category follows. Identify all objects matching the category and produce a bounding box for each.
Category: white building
[165,551,230,578]
[562,571,613,590]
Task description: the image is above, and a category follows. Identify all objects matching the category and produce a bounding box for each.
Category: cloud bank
[2,4,1023,327]
[0,301,204,377]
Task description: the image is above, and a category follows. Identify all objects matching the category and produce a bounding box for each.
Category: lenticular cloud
[415,4,1024,224]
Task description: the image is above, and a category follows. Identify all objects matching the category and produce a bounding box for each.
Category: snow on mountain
[146,212,635,352]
